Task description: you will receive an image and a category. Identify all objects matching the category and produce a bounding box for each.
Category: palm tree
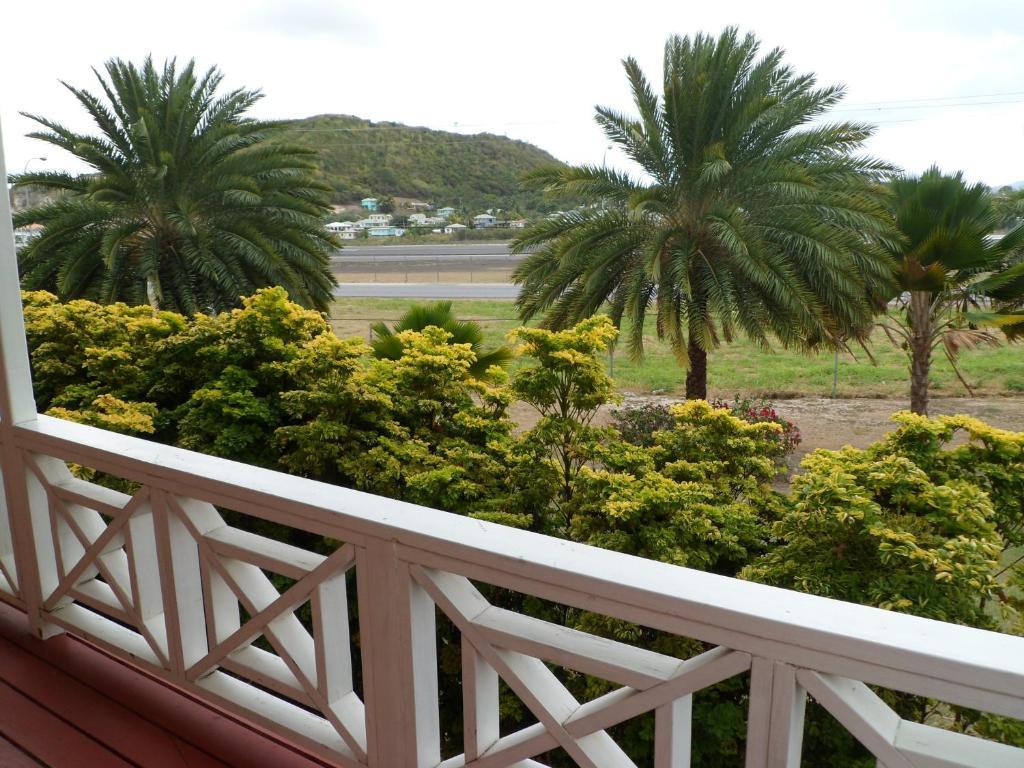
[511,29,896,399]
[370,301,512,379]
[12,57,338,314]
[879,168,1024,414]
[992,185,1024,230]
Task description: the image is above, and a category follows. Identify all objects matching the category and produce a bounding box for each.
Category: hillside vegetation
[276,114,568,214]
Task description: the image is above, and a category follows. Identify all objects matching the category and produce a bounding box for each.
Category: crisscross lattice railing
[0,414,1021,767]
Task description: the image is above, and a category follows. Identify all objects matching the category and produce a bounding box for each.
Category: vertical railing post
[0,117,50,631]
[152,492,211,677]
[357,539,439,768]
[745,658,807,768]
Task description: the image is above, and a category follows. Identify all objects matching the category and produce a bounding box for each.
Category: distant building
[436,206,456,219]
[406,200,432,211]
[443,223,467,234]
[355,213,392,229]
[472,213,496,228]
[368,226,405,238]
[409,213,445,227]
[361,197,379,211]
[13,225,42,252]
[325,221,359,239]
[508,219,528,229]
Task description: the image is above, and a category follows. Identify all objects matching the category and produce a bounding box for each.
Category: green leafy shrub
[609,401,677,447]
[876,412,1024,551]
[653,401,785,495]
[499,316,621,533]
[614,397,801,463]
[21,292,1024,764]
[743,446,1002,625]
[22,290,184,413]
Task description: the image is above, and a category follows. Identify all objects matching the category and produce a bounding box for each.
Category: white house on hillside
[436,206,456,218]
[409,213,446,227]
[443,223,467,234]
[472,213,496,228]
[325,221,360,240]
[355,213,393,230]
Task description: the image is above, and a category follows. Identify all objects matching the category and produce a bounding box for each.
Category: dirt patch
[510,395,1024,464]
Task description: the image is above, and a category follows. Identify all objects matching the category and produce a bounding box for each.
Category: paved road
[332,243,513,260]
[333,282,518,299]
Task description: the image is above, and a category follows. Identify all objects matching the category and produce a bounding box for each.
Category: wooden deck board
[0,733,44,767]
[0,633,226,767]
[0,603,333,768]
[0,677,136,767]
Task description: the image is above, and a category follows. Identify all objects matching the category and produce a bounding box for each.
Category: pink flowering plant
[709,396,802,462]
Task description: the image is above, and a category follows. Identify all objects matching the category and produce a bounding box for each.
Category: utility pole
[831,349,839,398]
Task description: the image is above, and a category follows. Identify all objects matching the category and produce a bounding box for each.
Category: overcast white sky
[3,0,1024,186]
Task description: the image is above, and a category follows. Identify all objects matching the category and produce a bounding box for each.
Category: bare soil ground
[510,395,1024,465]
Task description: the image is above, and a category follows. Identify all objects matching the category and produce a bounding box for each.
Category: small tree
[370,301,512,380]
[506,316,619,531]
[880,168,1024,414]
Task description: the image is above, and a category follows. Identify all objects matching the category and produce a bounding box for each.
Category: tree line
[11,33,1024,416]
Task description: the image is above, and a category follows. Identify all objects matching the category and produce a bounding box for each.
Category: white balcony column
[0,118,51,632]
[357,539,440,768]
[745,658,807,768]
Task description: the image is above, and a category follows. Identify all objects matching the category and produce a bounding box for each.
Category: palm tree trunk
[908,290,932,415]
[685,333,708,400]
[145,271,161,312]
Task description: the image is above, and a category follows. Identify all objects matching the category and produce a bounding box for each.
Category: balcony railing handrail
[13,411,1024,719]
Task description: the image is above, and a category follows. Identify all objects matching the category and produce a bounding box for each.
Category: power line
[831,98,1024,114]
[839,88,1024,108]
[290,137,520,147]
[271,87,1024,142]
[278,102,1023,145]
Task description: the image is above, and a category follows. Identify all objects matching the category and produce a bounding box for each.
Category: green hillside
[276,114,568,214]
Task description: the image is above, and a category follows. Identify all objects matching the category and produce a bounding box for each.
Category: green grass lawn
[330,297,1024,398]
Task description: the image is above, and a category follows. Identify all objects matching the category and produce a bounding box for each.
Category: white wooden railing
[1,416,1024,768]
[2,124,1024,768]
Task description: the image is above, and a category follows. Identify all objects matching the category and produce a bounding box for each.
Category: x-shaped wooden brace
[413,565,751,768]
[26,457,171,666]
[171,496,367,762]
[799,671,1024,768]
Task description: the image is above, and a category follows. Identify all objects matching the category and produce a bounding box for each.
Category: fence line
[332,254,523,285]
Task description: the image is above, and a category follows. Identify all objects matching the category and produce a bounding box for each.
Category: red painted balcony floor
[0,601,331,768]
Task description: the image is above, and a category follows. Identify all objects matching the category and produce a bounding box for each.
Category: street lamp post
[22,157,47,175]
